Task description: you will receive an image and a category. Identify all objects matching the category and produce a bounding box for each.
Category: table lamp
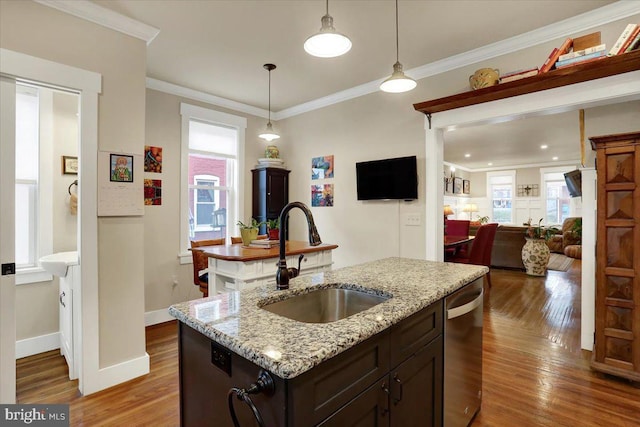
[462,203,478,220]
[443,205,454,221]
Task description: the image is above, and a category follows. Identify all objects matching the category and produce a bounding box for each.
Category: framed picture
[62,156,78,175]
[311,155,334,180]
[453,177,463,194]
[463,179,470,194]
[110,154,134,183]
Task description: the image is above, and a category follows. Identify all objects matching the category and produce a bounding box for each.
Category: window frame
[15,84,53,285]
[486,170,516,225]
[179,103,246,264]
[540,166,574,226]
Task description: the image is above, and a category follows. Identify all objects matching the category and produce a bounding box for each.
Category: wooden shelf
[413,50,640,115]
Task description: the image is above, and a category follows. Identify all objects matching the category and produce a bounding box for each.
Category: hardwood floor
[16,260,640,426]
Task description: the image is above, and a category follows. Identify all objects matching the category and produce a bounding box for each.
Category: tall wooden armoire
[590,131,640,381]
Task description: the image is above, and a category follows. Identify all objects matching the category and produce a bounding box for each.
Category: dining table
[444,235,475,260]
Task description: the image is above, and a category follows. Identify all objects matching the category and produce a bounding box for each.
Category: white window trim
[179,103,246,264]
[16,86,53,285]
[540,165,574,226]
[192,174,220,232]
[486,170,516,225]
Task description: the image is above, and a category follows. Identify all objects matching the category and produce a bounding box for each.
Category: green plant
[266,218,280,230]
[476,215,490,224]
[524,218,557,241]
[236,218,264,230]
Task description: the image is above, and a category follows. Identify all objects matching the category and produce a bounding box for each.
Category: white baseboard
[144,308,174,326]
[82,352,150,396]
[16,332,60,359]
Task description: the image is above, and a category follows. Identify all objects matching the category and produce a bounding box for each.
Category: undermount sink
[261,287,390,323]
[39,251,78,278]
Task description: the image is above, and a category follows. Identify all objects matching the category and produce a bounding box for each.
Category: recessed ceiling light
[552,156,558,161]
[487,162,493,166]
[464,153,471,158]
[541,145,548,149]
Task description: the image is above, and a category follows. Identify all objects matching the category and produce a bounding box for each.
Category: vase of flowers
[521,218,555,276]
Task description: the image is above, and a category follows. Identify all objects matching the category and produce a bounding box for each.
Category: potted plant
[236,218,264,246]
[522,218,557,276]
[266,218,280,240]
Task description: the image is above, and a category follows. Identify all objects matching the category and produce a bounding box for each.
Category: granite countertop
[169,257,487,379]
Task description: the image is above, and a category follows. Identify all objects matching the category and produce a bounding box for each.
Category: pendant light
[258,63,280,142]
[380,0,416,93]
[304,0,352,58]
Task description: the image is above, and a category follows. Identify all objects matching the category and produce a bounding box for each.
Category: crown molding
[470,159,581,173]
[34,0,160,45]
[147,78,268,119]
[145,1,639,120]
[277,1,640,120]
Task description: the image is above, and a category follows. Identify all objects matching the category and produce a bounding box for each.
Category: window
[14,84,56,284]
[486,171,515,224]
[541,167,572,225]
[180,103,246,263]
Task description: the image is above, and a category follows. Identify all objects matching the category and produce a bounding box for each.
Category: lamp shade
[443,205,455,216]
[304,14,352,58]
[380,61,417,93]
[462,203,479,213]
[258,122,280,142]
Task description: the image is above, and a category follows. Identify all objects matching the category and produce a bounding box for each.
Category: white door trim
[0,48,101,395]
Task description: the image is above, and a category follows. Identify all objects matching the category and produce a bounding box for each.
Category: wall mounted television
[356,155,418,200]
[564,169,582,198]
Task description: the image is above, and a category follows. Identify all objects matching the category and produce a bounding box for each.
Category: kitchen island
[170,257,487,426]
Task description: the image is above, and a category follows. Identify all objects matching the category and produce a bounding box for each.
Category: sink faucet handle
[297,254,304,271]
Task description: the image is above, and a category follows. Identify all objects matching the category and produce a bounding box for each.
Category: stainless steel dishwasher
[444,278,484,427]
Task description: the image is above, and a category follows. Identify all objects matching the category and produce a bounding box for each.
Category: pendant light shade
[258,63,280,142]
[380,0,416,93]
[304,0,352,58]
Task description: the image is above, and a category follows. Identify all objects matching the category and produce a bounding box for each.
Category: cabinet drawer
[288,331,390,425]
[389,300,443,368]
[214,259,259,277]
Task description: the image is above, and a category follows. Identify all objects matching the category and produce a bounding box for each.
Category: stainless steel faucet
[276,202,322,290]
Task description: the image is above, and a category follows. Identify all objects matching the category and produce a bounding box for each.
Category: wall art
[453,177,463,194]
[463,179,470,194]
[311,184,334,207]
[144,179,162,205]
[110,154,134,183]
[311,155,334,180]
[144,145,162,173]
[62,156,78,175]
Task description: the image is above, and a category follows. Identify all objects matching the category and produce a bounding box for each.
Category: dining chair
[450,223,499,289]
[190,238,225,297]
[230,234,268,244]
[445,219,471,258]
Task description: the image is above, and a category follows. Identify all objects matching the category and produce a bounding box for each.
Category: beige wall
[1,1,147,367]
[144,89,267,312]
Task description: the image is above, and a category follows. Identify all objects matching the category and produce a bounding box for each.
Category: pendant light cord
[395,0,399,63]
[325,0,328,15]
[267,68,271,124]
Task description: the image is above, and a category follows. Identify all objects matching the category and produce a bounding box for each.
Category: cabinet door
[317,377,389,427]
[266,169,288,217]
[389,335,443,427]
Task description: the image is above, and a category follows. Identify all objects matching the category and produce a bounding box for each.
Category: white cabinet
[208,250,334,294]
[58,265,79,380]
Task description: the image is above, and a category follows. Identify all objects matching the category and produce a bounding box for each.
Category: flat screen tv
[564,169,582,197]
[356,156,418,200]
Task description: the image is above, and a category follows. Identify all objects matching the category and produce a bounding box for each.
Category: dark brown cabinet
[252,167,290,234]
[178,300,444,426]
[590,131,640,382]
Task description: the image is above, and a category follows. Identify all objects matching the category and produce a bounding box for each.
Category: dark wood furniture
[252,167,290,234]
[413,50,640,116]
[444,235,474,249]
[178,300,443,426]
[590,131,640,382]
[189,238,225,297]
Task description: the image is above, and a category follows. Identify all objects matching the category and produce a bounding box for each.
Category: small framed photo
[453,177,463,194]
[110,154,134,183]
[463,179,470,194]
[62,156,78,175]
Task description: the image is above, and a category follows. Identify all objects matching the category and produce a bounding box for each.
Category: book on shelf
[555,54,606,69]
[248,239,279,248]
[620,26,640,53]
[609,23,638,56]
[499,67,539,83]
[555,50,606,67]
[558,43,606,61]
[625,31,640,53]
[540,38,573,73]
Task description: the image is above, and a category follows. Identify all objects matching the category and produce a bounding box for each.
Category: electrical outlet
[405,213,421,226]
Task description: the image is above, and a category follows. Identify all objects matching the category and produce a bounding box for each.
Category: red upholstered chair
[445,219,471,258]
[451,223,499,289]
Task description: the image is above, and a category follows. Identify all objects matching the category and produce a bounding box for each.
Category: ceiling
[90,0,622,168]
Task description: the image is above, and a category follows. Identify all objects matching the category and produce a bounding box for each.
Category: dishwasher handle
[447,289,483,320]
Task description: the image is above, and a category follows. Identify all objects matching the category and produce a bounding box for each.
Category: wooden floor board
[16,260,640,426]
